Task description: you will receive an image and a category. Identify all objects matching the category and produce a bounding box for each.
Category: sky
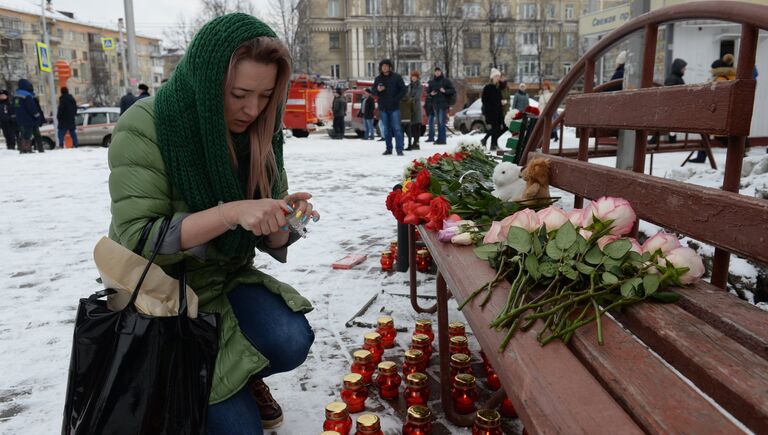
[16,0,273,39]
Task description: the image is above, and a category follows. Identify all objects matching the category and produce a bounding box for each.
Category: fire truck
[283,75,335,137]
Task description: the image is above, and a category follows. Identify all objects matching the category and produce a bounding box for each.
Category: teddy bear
[491,162,526,202]
[521,158,551,205]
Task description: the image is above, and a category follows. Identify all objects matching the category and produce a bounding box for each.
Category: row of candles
[381,241,433,272]
[322,317,520,435]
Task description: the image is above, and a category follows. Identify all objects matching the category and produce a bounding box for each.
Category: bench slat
[676,282,768,361]
[564,80,756,136]
[419,228,643,435]
[616,303,768,433]
[534,153,768,266]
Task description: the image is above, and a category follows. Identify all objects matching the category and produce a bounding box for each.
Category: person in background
[603,50,627,92]
[12,79,43,154]
[706,53,749,159]
[405,70,423,151]
[500,75,512,122]
[0,90,17,150]
[331,88,346,140]
[480,68,503,151]
[57,87,79,148]
[360,88,375,140]
[424,92,435,142]
[664,58,687,86]
[512,83,529,112]
[137,83,151,99]
[426,66,455,145]
[538,80,558,142]
[372,59,406,155]
[120,88,137,115]
[399,88,413,148]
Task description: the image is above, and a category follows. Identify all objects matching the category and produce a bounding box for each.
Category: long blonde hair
[224,37,292,199]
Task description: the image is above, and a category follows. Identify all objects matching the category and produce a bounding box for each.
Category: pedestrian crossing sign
[101,37,115,51]
[36,42,51,72]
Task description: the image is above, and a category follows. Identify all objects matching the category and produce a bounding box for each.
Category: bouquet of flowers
[462,196,705,348]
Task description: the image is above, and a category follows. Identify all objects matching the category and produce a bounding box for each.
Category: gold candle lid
[343,373,364,387]
[353,349,373,362]
[364,332,382,344]
[450,335,468,345]
[412,333,430,344]
[407,405,432,423]
[377,316,394,327]
[449,321,465,329]
[475,409,501,427]
[450,353,471,365]
[320,431,341,435]
[416,248,429,255]
[406,372,428,387]
[324,401,348,420]
[415,319,432,328]
[404,348,424,362]
[390,240,398,246]
[381,250,392,257]
[454,373,476,388]
[377,360,397,373]
[356,413,380,429]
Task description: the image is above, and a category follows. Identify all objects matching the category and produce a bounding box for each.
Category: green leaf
[539,262,557,277]
[642,274,660,296]
[628,251,643,263]
[650,291,680,303]
[506,227,532,254]
[620,280,636,298]
[576,262,595,275]
[525,255,541,280]
[604,239,632,259]
[602,272,619,285]
[565,240,581,258]
[532,231,543,257]
[576,235,589,255]
[545,242,563,260]
[608,265,624,278]
[560,264,579,281]
[585,246,603,265]
[474,243,500,261]
[555,221,578,250]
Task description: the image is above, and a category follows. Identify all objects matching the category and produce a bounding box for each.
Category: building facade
[0,2,162,114]
[297,0,585,94]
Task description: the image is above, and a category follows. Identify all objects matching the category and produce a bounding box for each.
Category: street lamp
[41,0,58,146]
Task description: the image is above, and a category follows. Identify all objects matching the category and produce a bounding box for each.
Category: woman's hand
[284,192,320,224]
[228,199,292,236]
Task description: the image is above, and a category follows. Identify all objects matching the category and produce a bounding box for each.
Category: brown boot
[250,378,283,429]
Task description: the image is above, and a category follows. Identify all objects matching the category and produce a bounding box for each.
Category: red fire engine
[283,75,334,137]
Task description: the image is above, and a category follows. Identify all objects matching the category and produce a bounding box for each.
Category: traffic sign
[101,37,115,51]
[36,42,51,72]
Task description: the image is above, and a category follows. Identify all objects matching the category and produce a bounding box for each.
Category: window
[517,55,538,79]
[400,31,417,47]
[521,32,536,45]
[490,3,509,19]
[398,61,423,77]
[154,75,161,84]
[328,0,340,17]
[565,33,574,48]
[89,112,108,125]
[464,32,481,49]
[403,0,415,15]
[463,3,481,19]
[544,63,553,76]
[108,113,121,123]
[366,62,377,77]
[331,64,340,78]
[563,62,572,75]
[74,87,80,96]
[56,28,63,37]
[435,0,448,15]
[75,114,85,126]
[432,31,445,47]
[545,33,554,49]
[565,4,574,19]
[73,68,79,78]
[82,51,88,60]
[546,4,556,19]
[365,0,381,15]
[498,63,509,74]
[364,30,384,47]
[521,3,537,19]
[57,47,68,58]
[494,33,508,48]
[329,32,340,49]
[72,49,78,59]
[463,63,481,77]
[81,33,86,42]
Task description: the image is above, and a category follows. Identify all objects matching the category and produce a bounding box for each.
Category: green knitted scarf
[154,13,285,257]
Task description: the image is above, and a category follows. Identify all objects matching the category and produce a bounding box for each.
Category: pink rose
[627,238,643,253]
[597,235,620,251]
[579,229,593,240]
[483,221,504,244]
[537,206,569,232]
[590,196,636,235]
[665,247,705,285]
[568,208,592,228]
[500,208,541,234]
[451,232,474,245]
[642,232,682,256]
[437,226,459,242]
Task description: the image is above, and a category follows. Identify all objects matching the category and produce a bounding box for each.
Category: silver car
[39,107,121,148]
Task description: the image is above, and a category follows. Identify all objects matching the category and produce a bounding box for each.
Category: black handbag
[62,218,219,435]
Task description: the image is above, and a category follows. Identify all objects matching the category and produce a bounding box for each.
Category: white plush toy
[491,162,526,202]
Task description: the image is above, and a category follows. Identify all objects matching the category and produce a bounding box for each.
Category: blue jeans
[435,107,447,143]
[364,118,374,139]
[207,284,315,434]
[427,112,435,141]
[57,127,78,147]
[379,109,404,152]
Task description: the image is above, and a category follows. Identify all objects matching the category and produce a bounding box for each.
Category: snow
[1,130,766,433]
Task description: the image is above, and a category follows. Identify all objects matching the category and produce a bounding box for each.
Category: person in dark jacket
[360,88,376,140]
[480,68,504,150]
[603,50,626,92]
[137,83,151,99]
[664,58,687,86]
[405,71,423,150]
[372,59,406,155]
[57,87,79,148]
[120,89,137,114]
[424,92,435,142]
[331,88,346,139]
[0,90,17,150]
[12,79,43,153]
[426,67,455,144]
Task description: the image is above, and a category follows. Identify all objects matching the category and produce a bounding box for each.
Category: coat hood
[379,58,393,73]
[18,79,33,93]
[671,58,687,76]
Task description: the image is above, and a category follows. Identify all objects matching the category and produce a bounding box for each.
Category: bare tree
[483,0,511,70]
[266,0,301,68]
[162,0,259,50]
[382,0,403,71]
[163,14,194,51]
[434,0,468,78]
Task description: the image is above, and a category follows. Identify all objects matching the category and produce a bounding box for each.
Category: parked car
[39,107,120,148]
[453,97,541,134]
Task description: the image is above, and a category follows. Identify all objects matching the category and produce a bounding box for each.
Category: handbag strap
[127,217,171,308]
[133,218,158,255]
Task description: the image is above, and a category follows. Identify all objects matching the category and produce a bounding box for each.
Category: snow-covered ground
[0,130,766,434]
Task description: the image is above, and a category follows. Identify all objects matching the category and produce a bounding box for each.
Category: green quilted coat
[107,96,313,404]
